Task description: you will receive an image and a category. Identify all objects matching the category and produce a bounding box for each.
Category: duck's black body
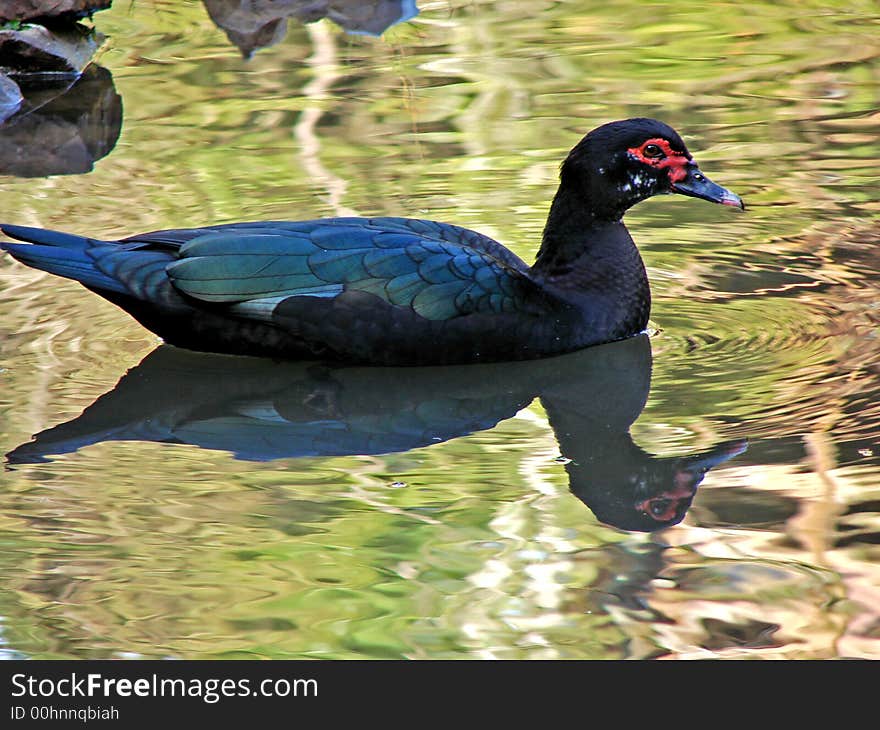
[1,118,742,365]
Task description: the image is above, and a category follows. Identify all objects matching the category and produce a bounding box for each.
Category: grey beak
[672,164,744,210]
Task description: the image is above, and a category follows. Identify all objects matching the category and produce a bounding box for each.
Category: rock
[0,64,122,176]
[202,0,290,58]
[0,22,103,75]
[202,0,419,57]
[0,74,24,122]
[325,0,419,36]
[0,1,113,24]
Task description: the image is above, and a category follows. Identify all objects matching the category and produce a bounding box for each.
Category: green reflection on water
[0,0,878,659]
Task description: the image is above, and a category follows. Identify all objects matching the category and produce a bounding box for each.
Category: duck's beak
[671,164,744,210]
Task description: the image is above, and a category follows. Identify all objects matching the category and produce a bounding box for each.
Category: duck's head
[561,117,744,221]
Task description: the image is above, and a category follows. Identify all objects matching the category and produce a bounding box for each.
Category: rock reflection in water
[7,335,746,532]
[0,64,121,177]
[203,0,419,57]
[0,74,22,122]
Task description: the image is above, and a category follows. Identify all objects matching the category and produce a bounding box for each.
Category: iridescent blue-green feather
[164,223,534,322]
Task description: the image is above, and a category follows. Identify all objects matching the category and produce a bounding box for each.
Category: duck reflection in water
[6,334,745,532]
[204,0,420,57]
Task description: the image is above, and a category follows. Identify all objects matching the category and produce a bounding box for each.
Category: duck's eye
[643,143,664,159]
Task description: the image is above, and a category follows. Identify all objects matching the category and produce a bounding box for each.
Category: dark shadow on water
[6,334,745,532]
[0,65,122,177]
[203,0,420,57]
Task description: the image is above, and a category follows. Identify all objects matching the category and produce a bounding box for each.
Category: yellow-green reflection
[0,0,878,659]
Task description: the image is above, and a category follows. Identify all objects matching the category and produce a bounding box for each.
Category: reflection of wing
[6,397,527,464]
[5,340,554,464]
[6,337,653,465]
[167,395,525,461]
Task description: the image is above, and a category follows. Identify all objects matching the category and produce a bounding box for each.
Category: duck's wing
[147,217,549,322]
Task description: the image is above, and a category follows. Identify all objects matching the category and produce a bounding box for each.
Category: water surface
[0,0,878,659]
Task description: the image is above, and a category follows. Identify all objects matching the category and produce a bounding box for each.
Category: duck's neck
[534,186,603,272]
[533,184,637,274]
[530,184,651,337]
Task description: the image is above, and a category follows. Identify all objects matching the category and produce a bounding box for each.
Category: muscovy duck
[0,118,743,365]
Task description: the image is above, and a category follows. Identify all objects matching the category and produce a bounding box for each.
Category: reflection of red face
[634,470,699,523]
[627,138,692,184]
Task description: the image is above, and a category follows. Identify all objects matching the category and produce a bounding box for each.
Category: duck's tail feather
[1,225,128,294]
[0,224,107,248]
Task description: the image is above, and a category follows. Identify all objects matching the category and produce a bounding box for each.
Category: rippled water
[0,0,878,659]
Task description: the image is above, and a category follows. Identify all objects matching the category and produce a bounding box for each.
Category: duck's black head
[560,117,743,221]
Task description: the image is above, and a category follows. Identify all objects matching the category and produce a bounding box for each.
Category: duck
[0,117,743,365]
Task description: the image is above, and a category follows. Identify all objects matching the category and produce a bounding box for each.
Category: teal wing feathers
[1,217,565,363]
[160,218,536,321]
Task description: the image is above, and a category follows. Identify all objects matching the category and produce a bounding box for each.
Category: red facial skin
[626,137,692,184]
